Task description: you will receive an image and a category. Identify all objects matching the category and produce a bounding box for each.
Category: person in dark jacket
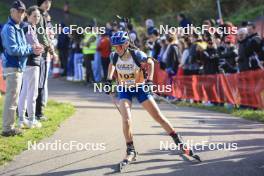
[35,0,57,121]
[184,33,203,75]
[177,13,191,28]
[218,37,238,74]
[162,33,181,76]
[237,28,250,72]
[246,22,264,70]
[202,39,219,74]
[57,23,70,76]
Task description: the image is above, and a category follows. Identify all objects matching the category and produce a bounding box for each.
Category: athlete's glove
[104,79,114,95]
[145,80,154,93]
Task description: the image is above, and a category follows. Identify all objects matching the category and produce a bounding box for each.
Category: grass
[174,101,264,123]
[0,97,75,166]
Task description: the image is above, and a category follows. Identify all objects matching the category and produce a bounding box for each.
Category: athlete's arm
[147,58,154,81]
[107,63,115,80]
[107,52,117,80]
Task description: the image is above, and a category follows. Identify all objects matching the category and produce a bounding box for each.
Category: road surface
[0,79,263,176]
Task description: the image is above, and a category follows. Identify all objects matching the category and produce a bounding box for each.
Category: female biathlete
[105,31,201,170]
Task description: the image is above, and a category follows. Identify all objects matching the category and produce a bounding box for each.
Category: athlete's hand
[104,80,113,95]
[145,80,154,93]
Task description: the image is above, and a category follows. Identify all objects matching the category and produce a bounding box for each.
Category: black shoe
[124,147,137,163]
[1,128,23,137]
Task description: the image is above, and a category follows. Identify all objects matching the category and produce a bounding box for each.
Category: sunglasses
[114,45,124,50]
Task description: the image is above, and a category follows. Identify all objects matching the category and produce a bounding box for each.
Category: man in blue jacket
[1,0,43,137]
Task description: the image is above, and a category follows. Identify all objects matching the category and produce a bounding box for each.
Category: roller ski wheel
[173,134,202,162]
[119,150,138,172]
[181,146,202,162]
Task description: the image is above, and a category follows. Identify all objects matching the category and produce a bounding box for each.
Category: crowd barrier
[1,61,263,108]
[153,63,264,109]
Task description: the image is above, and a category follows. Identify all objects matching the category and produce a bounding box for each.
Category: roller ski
[119,143,138,172]
[171,132,202,162]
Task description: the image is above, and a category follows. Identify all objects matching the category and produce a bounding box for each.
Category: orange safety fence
[0,58,6,94]
[153,63,264,109]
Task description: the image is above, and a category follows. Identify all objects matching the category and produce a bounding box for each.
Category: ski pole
[109,93,121,114]
[152,92,179,109]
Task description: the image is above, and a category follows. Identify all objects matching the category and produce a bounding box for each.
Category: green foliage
[0,2,9,24]
[227,4,264,25]
[1,0,263,26]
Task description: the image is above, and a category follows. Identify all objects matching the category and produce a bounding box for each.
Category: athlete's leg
[119,98,137,162]
[141,96,195,156]
[119,99,133,143]
[141,97,175,134]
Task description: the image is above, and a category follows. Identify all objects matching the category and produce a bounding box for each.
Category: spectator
[178,36,192,75]
[157,35,167,70]
[127,23,140,48]
[223,22,237,44]
[44,13,55,105]
[162,33,181,77]
[203,20,215,35]
[202,31,212,42]
[1,0,43,137]
[105,22,112,37]
[71,32,84,81]
[67,33,75,81]
[97,33,111,81]
[177,13,191,28]
[36,0,57,121]
[184,33,203,75]
[145,19,154,36]
[18,6,43,129]
[81,28,97,84]
[0,24,3,69]
[0,24,3,55]
[93,35,102,82]
[149,28,161,60]
[218,36,238,74]
[246,22,264,70]
[194,41,208,74]
[57,23,70,76]
[111,21,119,33]
[237,28,250,72]
[202,38,219,74]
